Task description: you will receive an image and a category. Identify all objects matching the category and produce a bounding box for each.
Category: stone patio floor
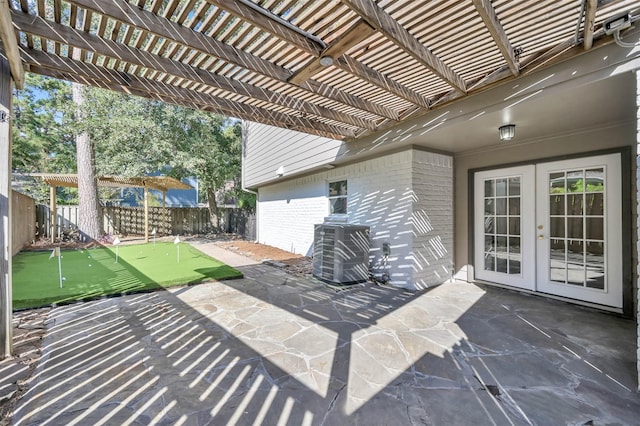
[4,241,640,425]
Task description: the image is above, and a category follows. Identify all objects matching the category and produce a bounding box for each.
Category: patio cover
[31,173,192,243]
[1,1,639,141]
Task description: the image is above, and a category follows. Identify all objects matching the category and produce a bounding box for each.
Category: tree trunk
[207,187,220,233]
[73,83,101,242]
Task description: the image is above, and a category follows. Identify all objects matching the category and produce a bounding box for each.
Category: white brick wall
[258,180,327,256]
[347,150,415,288]
[411,150,454,289]
[257,148,454,291]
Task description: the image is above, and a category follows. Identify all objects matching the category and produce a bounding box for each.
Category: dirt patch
[216,240,313,276]
[24,234,314,275]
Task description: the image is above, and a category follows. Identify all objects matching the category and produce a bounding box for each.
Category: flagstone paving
[4,242,640,425]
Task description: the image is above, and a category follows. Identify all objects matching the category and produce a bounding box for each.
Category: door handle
[538,234,545,240]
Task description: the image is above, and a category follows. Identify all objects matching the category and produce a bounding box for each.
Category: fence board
[34,205,255,239]
[11,191,35,255]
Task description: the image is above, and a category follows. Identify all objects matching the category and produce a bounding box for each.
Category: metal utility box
[313,224,370,284]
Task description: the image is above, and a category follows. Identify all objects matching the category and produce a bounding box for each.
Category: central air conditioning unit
[313,223,370,284]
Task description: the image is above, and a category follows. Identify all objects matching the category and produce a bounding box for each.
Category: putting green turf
[12,242,243,309]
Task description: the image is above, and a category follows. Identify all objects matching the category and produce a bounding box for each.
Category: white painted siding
[243,121,343,189]
[257,148,454,290]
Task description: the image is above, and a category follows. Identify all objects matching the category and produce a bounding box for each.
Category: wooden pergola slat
[205,0,324,56]
[472,0,519,76]
[21,48,356,139]
[342,0,467,94]
[11,10,378,131]
[64,0,393,124]
[0,0,24,88]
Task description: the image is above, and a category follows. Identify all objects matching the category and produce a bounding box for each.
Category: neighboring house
[243,36,637,316]
[121,175,198,207]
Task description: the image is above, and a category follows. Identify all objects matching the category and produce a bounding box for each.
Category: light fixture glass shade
[319,55,334,66]
[499,124,516,141]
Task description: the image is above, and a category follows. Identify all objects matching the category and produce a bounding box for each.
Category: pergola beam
[205,0,415,112]
[0,0,25,88]
[64,0,394,121]
[22,49,355,139]
[472,0,519,76]
[583,0,598,50]
[289,20,377,85]
[11,10,376,131]
[204,0,324,56]
[342,0,467,94]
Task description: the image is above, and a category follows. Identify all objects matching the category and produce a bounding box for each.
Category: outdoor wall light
[319,55,334,66]
[499,124,516,141]
[0,111,9,123]
[276,166,285,177]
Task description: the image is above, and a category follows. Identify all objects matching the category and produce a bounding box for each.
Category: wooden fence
[35,205,255,239]
[11,191,36,255]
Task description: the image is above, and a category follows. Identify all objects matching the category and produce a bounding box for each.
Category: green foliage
[571,178,603,193]
[12,74,75,172]
[12,73,251,211]
[12,74,76,202]
[549,178,604,194]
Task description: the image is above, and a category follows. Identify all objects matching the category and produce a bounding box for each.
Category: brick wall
[411,150,454,289]
[257,148,454,290]
[258,180,327,256]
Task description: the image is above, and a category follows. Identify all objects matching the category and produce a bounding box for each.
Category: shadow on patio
[9,262,639,425]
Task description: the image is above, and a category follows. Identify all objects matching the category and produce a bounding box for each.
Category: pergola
[1,1,637,139]
[1,0,640,368]
[32,173,193,243]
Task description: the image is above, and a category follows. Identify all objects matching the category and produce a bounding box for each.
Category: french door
[474,154,623,309]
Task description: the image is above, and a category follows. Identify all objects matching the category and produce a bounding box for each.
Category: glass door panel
[536,154,622,309]
[474,166,535,290]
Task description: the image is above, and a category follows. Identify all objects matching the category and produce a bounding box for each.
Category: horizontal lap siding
[243,121,343,189]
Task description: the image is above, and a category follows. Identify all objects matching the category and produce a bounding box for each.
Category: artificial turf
[12,242,243,310]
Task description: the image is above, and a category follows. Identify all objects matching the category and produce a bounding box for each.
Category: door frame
[468,147,632,316]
